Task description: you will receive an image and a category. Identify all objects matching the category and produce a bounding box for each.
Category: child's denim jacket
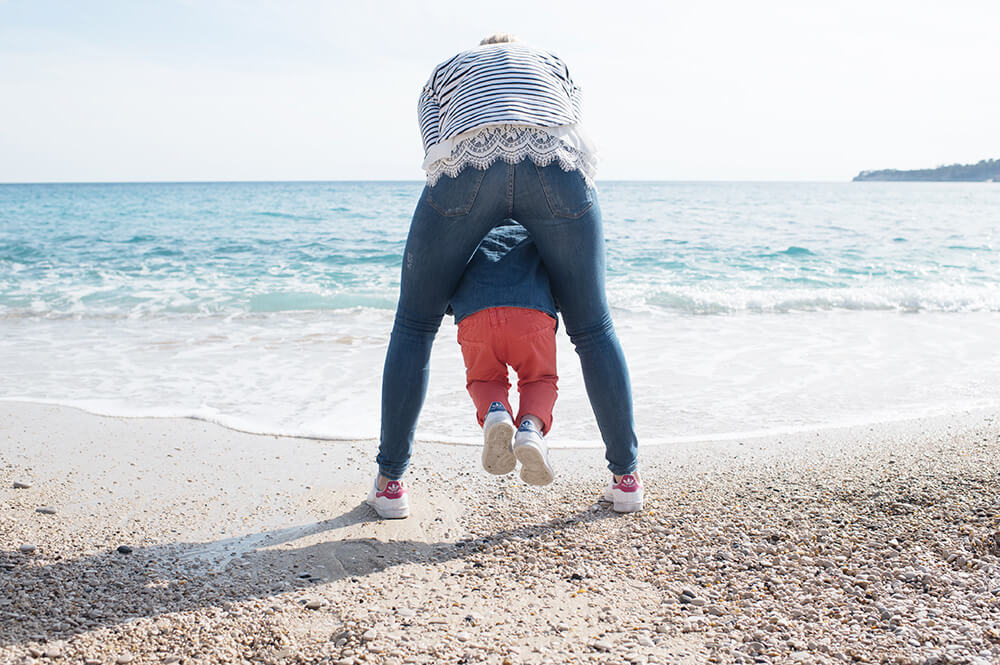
[449,220,557,325]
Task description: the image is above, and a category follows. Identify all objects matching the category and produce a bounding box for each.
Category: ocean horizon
[11,178,992,184]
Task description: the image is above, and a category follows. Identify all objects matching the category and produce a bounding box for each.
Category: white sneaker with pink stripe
[604,473,643,513]
[366,477,410,519]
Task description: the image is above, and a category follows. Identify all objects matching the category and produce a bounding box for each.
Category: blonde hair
[480,33,518,45]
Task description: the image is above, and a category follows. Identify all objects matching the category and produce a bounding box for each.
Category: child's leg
[459,309,518,476]
[506,310,559,434]
[457,310,513,426]
[502,308,557,486]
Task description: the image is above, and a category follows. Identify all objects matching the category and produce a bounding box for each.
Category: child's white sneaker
[513,419,554,486]
[604,473,643,512]
[366,477,410,519]
[482,402,516,475]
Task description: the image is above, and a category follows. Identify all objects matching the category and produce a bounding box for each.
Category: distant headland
[853,157,1000,182]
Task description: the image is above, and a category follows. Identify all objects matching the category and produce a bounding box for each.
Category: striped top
[418,43,583,154]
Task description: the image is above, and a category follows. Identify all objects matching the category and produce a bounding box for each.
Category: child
[450,220,558,486]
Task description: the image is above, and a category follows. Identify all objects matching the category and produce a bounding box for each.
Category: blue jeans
[377,160,639,479]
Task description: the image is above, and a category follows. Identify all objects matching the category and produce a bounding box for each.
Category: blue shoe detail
[518,420,539,433]
[488,401,508,414]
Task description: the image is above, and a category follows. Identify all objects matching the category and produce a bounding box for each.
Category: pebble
[116,545,133,554]
[637,636,655,647]
[397,608,416,618]
[13,480,32,489]
[304,599,322,610]
[116,655,134,664]
[19,544,37,553]
[706,604,725,616]
[163,659,181,665]
[362,629,377,641]
[44,648,62,659]
[36,506,57,514]
[592,640,613,652]
[85,660,102,665]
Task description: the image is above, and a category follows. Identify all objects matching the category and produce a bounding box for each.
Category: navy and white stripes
[418,43,583,154]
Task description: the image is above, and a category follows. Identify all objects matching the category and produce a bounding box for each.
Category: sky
[1,0,998,182]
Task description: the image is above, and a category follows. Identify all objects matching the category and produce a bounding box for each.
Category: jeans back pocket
[426,167,486,216]
[534,162,594,219]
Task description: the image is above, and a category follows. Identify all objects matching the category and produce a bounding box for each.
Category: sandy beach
[4,3,1000,664]
[2,401,999,665]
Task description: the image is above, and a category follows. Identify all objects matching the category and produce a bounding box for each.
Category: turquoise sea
[2,181,999,446]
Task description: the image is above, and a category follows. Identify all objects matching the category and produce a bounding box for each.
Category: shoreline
[2,401,999,664]
[3,396,998,451]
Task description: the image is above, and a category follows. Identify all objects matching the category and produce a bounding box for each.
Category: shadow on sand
[0,501,618,647]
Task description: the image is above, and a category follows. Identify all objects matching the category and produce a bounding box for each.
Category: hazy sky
[1,0,997,182]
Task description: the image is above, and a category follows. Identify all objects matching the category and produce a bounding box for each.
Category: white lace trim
[423,124,598,189]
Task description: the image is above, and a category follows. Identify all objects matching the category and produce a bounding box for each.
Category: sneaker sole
[607,488,643,512]
[366,499,410,519]
[514,443,554,486]
[612,498,644,513]
[482,421,516,475]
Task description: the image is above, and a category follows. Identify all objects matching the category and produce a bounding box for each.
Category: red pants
[457,307,558,434]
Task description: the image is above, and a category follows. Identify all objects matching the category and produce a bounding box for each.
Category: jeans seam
[506,162,514,217]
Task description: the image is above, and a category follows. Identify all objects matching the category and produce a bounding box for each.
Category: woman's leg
[513,162,639,476]
[376,166,507,480]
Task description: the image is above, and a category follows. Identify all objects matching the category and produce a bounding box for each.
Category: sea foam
[2,180,999,448]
